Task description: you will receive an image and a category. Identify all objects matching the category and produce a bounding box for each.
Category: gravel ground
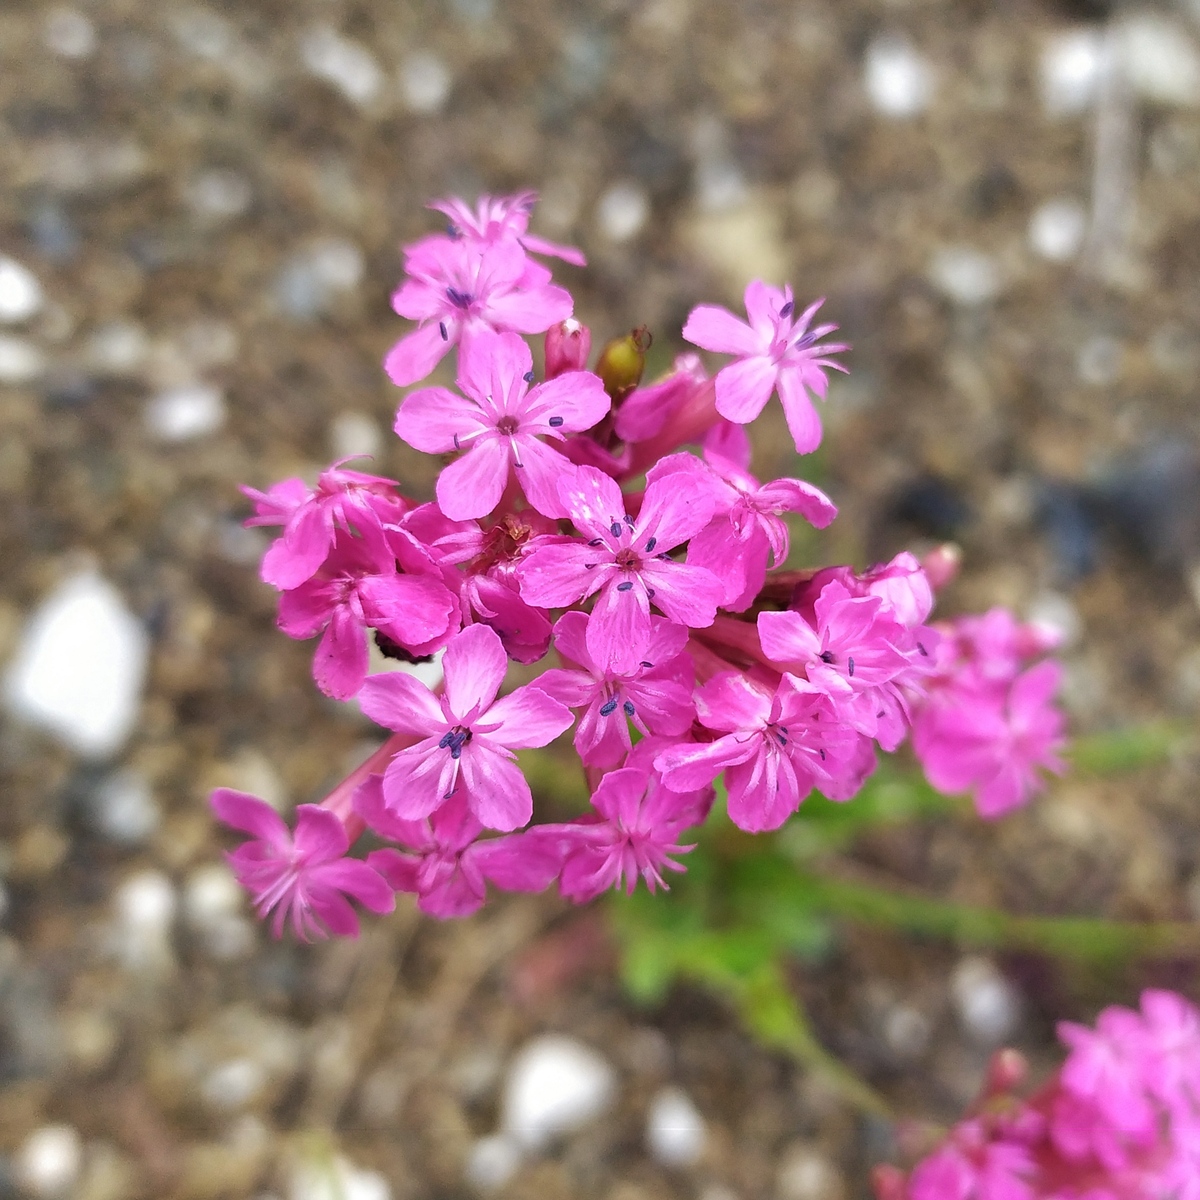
[1,0,1200,1197]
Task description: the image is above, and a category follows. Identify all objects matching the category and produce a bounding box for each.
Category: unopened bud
[544,319,591,378]
[595,326,651,402]
[921,543,961,591]
[982,1048,1028,1099]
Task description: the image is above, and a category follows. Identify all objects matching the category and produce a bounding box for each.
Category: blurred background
[2,0,1200,1196]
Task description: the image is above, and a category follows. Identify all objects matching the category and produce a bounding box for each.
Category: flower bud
[595,326,651,402]
[544,318,591,378]
[921,543,961,591]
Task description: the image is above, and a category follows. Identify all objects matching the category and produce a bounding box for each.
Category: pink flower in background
[516,456,724,673]
[244,462,410,591]
[683,281,848,454]
[614,352,709,444]
[356,777,559,918]
[535,611,695,767]
[385,238,573,387]
[535,752,713,902]
[211,789,394,940]
[904,1122,1035,1200]
[430,190,587,266]
[357,623,573,831]
[680,422,838,610]
[394,329,609,520]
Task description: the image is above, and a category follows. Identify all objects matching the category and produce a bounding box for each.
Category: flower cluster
[215,190,1068,939]
[873,989,1200,1200]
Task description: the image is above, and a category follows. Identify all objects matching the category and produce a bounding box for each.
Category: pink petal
[776,367,823,454]
[521,232,587,267]
[384,322,453,388]
[550,610,595,672]
[743,279,788,337]
[655,735,752,792]
[366,848,424,893]
[637,456,719,548]
[587,580,653,674]
[754,478,837,528]
[313,858,396,915]
[354,775,437,850]
[757,609,822,667]
[461,744,534,831]
[394,386,486,454]
[516,540,608,608]
[484,686,574,748]
[262,504,333,589]
[443,623,509,719]
[523,371,611,431]
[458,328,529,409]
[313,605,369,699]
[513,435,577,519]
[472,831,563,891]
[638,559,723,629]
[484,283,574,333]
[277,580,337,639]
[714,356,778,424]
[436,437,510,521]
[694,671,771,732]
[361,573,459,651]
[682,304,761,356]
[357,672,446,736]
[211,789,289,845]
[558,465,628,542]
[382,742,458,820]
[703,419,753,470]
[725,748,806,833]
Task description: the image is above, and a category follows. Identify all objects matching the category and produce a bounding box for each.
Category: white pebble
[15,1125,83,1197]
[291,1156,391,1200]
[400,52,452,114]
[0,336,46,384]
[1026,591,1082,649]
[301,27,385,109]
[928,246,1002,306]
[864,36,935,117]
[144,382,227,442]
[330,412,382,461]
[1077,334,1124,385]
[596,182,649,243]
[951,957,1020,1046]
[776,1143,845,1200]
[185,863,244,925]
[1041,29,1105,116]
[1119,14,1200,107]
[4,571,149,758]
[0,257,44,324]
[185,168,253,220]
[1029,198,1087,262]
[202,1057,267,1111]
[43,8,96,58]
[87,320,149,375]
[881,1004,931,1061]
[116,870,176,932]
[464,1133,522,1193]
[501,1035,617,1151]
[645,1086,706,1167]
[91,768,160,844]
[276,239,365,320]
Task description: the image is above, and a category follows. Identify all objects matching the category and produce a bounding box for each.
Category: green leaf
[1068,724,1189,775]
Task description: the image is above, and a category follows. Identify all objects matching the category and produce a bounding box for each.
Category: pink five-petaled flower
[535,750,714,903]
[655,672,855,833]
[394,329,610,521]
[356,623,573,832]
[903,1120,1036,1200]
[429,190,587,266]
[385,237,573,387]
[243,462,410,591]
[681,422,838,610]
[535,611,695,768]
[211,789,394,941]
[682,280,848,454]
[355,777,560,919]
[515,456,724,674]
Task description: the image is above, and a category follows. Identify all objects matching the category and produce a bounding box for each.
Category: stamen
[445,287,473,309]
[847,656,855,677]
[819,748,826,761]
[548,416,564,427]
[617,581,634,591]
[623,700,635,717]
[820,650,835,664]
[523,370,535,384]
[599,698,618,716]
[645,537,657,552]
[439,321,448,341]
[640,660,653,668]
[610,521,623,537]
[646,587,655,598]
[624,514,635,528]
[917,641,928,657]
[588,538,604,547]
[779,300,794,318]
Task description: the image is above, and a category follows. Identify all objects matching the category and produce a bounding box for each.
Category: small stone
[880,1004,931,1061]
[1029,198,1087,262]
[86,320,150,375]
[290,1154,391,1200]
[596,182,649,243]
[113,869,176,972]
[400,52,452,114]
[15,1125,83,1197]
[275,239,365,321]
[144,382,227,442]
[89,767,160,844]
[301,27,385,109]
[0,257,44,324]
[202,1057,268,1111]
[4,571,149,758]
[645,1086,706,1167]
[330,412,382,461]
[1026,591,1082,649]
[464,1133,522,1193]
[184,863,254,960]
[1077,335,1124,386]
[775,1142,845,1200]
[1118,14,1200,107]
[501,1035,617,1151]
[951,957,1021,1047]
[1041,29,1104,116]
[185,169,254,221]
[43,8,96,58]
[928,246,1002,306]
[0,336,46,384]
[864,36,935,117]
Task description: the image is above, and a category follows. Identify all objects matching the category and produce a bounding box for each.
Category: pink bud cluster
[214,191,1068,939]
[874,989,1200,1200]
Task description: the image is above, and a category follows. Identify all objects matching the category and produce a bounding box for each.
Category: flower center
[496,415,520,435]
[438,726,473,760]
[615,547,641,570]
[445,287,474,310]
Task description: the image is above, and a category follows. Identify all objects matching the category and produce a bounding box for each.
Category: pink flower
[682,281,848,454]
[276,526,461,700]
[544,317,591,377]
[394,329,610,520]
[385,238,573,387]
[534,611,695,767]
[356,623,573,831]
[244,462,410,591]
[430,190,587,266]
[355,777,560,918]
[211,789,394,940]
[905,1122,1035,1200]
[655,672,855,832]
[515,456,725,673]
[536,752,713,902]
[681,422,837,610]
